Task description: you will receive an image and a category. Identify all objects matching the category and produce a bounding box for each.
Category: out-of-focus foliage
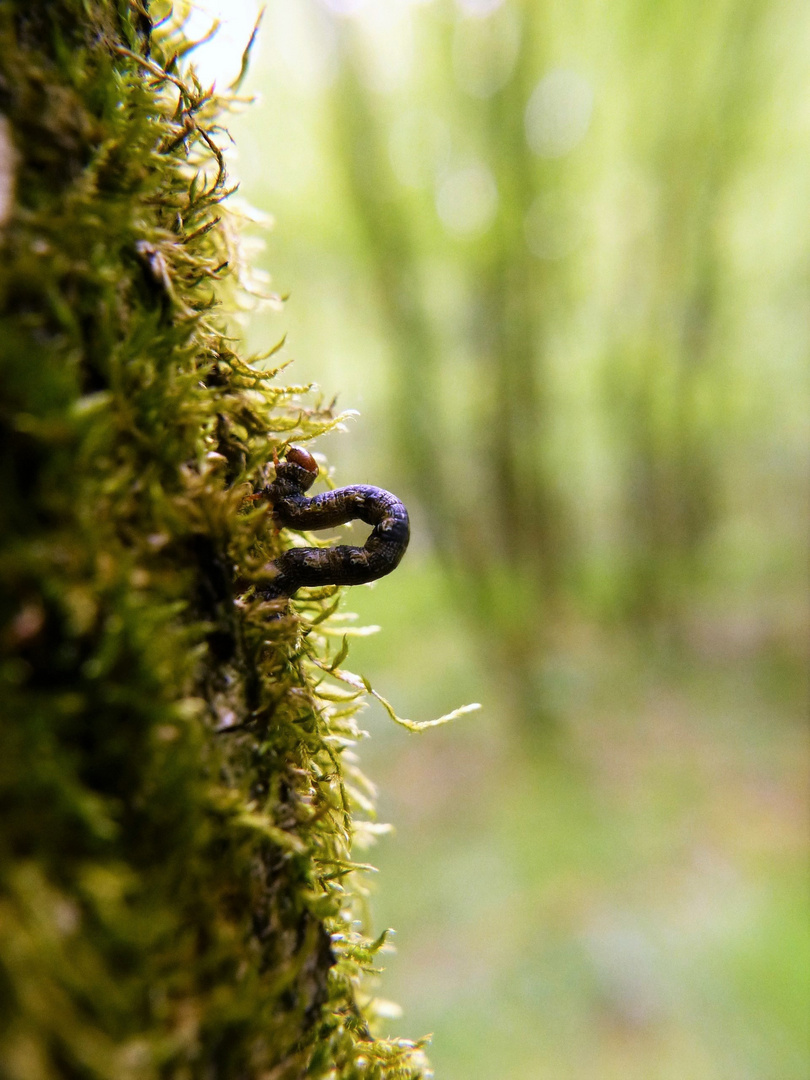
[0,2,437,1077]
[237,0,808,725]
[217,0,809,1078]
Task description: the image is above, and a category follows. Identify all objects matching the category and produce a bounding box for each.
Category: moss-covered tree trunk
[0,3,429,1077]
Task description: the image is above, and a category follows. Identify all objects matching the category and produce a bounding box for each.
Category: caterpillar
[255,447,410,600]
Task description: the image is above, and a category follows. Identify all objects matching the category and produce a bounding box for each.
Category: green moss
[0,3,430,1077]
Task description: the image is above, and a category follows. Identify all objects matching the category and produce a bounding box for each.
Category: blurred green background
[190,0,808,1076]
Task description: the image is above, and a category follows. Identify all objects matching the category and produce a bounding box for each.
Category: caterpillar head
[275,445,319,493]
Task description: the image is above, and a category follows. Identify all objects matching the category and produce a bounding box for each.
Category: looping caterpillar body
[256,447,410,600]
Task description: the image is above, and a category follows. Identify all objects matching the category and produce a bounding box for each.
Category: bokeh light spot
[436,163,498,237]
[525,68,594,158]
[456,0,506,16]
[317,0,370,17]
[452,6,520,98]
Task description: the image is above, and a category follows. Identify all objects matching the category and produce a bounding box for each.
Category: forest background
[190,1,808,1078]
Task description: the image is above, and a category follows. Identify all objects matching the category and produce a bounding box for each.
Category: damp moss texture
[0,2,431,1077]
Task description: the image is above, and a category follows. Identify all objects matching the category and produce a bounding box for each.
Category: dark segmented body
[258,448,410,599]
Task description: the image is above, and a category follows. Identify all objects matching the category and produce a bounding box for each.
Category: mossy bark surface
[0,3,429,1077]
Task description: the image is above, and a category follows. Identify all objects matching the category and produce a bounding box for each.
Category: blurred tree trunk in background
[330,7,572,727]
[607,0,771,630]
[328,60,452,545]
